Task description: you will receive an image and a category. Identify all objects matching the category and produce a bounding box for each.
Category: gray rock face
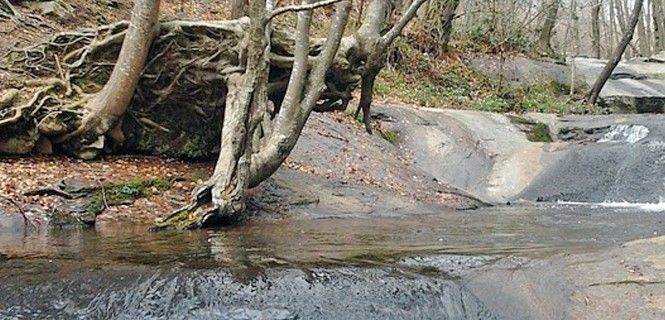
[375,106,665,204]
[573,57,665,113]
[0,266,496,320]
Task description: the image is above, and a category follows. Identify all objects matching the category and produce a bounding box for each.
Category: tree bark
[536,0,560,57]
[59,0,161,157]
[591,0,602,59]
[0,0,19,16]
[588,0,644,105]
[636,1,650,56]
[249,0,352,187]
[653,0,665,51]
[231,0,249,18]
[438,0,460,53]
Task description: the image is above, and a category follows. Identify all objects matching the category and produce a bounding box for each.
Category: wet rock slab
[0,265,496,320]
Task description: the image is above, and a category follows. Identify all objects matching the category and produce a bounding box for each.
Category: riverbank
[0,109,484,226]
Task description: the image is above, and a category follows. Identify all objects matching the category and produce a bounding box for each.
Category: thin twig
[96,179,109,209]
[269,0,343,20]
[1,196,38,231]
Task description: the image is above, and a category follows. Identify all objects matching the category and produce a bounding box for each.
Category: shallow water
[1,204,664,319]
[2,204,663,265]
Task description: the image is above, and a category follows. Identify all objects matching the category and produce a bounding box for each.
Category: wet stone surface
[0,266,496,320]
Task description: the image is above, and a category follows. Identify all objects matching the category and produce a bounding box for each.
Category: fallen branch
[0,196,38,231]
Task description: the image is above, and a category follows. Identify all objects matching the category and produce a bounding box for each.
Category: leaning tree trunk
[591,0,602,59]
[536,0,560,57]
[156,0,354,229]
[59,0,161,158]
[588,0,644,105]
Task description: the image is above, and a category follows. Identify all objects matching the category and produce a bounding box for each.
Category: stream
[1,204,664,319]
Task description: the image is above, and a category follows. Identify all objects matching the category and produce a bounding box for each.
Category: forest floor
[0,109,482,224]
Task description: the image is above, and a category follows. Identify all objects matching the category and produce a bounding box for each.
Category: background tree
[588,0,644,105]
[653,0,665,52]
[591,0,602,59]
[231,0,249,18]
[420,0,461,55]
[536,0,561,57]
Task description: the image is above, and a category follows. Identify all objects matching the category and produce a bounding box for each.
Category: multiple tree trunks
[1,0,427,229]
[588,0,644,105]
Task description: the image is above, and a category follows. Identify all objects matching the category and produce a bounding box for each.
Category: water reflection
[2,204,664,272]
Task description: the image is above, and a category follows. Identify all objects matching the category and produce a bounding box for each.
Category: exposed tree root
[0,0,54,30]
[2,0,425,229]
[1,18,361,158]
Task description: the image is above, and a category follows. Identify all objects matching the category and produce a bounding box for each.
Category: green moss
[507,115,553,142]
[136,132,156,152]
[84,177,172,217]
[151,209,203,231]
[380,128,398,144]
[529,123,553,142]
[417,265,442,275]
[347,250,397,262]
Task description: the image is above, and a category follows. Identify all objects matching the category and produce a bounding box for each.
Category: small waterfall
[598,124,649,144]
[556,199,665,212]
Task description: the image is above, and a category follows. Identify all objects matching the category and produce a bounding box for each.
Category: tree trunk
[609,0,618,56]
[591,0,602,59]
[354,72,377,133]
[588,0,644,105]
[536,0,560,57]
[636,1,650,56]
[60,0,161,157]
[231,0,248,18]
[439,0,460,54]
[653,0,665,51]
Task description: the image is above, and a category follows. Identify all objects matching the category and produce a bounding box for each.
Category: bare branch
[269,0,343,20]
[0,0,19,17]
[381,0,427,46]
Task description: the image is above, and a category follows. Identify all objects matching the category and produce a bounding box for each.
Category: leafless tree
[591,0,602,59]
[536,0,561,57]
[588,0,644,105]
[0,0,428,229]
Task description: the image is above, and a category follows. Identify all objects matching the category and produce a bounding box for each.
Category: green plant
[478,96,511,112]
[380,128,398,144]
[183,134,209,158]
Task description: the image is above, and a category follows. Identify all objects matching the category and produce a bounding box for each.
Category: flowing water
[1,204,664,319]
